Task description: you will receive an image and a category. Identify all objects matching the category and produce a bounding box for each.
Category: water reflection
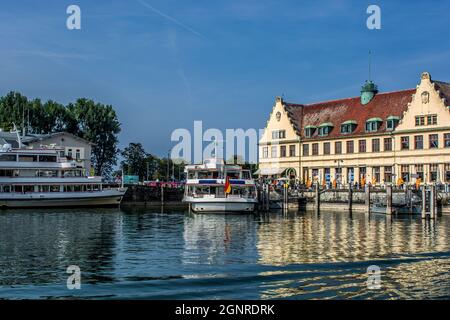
[256,211,449,265]
[0,209,120,286]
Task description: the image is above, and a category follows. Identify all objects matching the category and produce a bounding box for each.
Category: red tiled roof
[435,81,450,104]
[284,89,416,140]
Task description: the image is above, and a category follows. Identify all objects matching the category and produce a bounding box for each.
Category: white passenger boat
[183,158,258,213]
[0,130,126,208]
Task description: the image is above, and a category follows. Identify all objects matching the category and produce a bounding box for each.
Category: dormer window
[386,116,400,131]
[304,125,316,138]
[365,118,382,133]
[340,120,357,134]
[272,130,286,139]
[318,123,333,137]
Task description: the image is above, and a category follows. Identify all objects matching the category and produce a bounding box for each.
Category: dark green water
[0,208,449,299]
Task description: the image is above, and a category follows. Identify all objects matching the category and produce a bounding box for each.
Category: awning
[342,120,357,125]
[386,115,400,120]
[367,117,382,122]
[254,168,286,176]
[304,125,317,129]
[319,122,334,128]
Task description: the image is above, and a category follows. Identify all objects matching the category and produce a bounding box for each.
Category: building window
[384,138,392,151]
[414,135,423,149]
[401,165,410,182]
[427,114,437,125]
[386,117,399,131]
[446,164,450,182]
[373,167,380,183]
[76,149,81,160]
[358,140,366,153]
[304,127,315,138]
[271,146,277,158]
[335,141,342,154]
[365,118,381,132]
[323,142,330,155]
[415,164,424,180]
[289,145,296,157]
[445,133,450,148]
[430,164,438,182]
[340,122,356,134]
[346,141,354,154]
[384,166,393,183]
[318,125,332,137]
[67,149,73,158]
[312,143,319,156]
[272,130,286,139]
[429,134,439,149]
[415,116,425,126]
[280,146,286,158]
[262,147,268,159]
[372,138,380,152]
[401,136,409,150]
[303,144,309,156]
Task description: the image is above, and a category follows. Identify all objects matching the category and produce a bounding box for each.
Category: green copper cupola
[360,80,378,105]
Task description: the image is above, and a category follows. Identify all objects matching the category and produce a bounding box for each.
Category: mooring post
[421,187,427,219]
[365,184,371,214]
[265,184,270,211]
[348,182,353,212]
[430,185,436,219]
[315,182,320,214]
[161,184,164,205]
[386,184,393,215]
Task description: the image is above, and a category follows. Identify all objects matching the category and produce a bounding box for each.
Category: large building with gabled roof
[257,72,450,186]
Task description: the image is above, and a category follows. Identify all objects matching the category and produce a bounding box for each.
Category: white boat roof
[185,158,243,171]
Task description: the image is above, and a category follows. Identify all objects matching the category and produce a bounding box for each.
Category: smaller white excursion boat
[183,158,258,213]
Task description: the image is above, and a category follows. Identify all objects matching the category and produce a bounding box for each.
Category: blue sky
[1,0,450,156]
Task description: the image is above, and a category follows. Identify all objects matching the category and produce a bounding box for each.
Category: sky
[1,0,450,157]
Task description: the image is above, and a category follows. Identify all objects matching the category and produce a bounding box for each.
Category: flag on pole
[224,176,231,194]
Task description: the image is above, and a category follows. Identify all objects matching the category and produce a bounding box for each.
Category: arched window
[318,123,333,137]
[304,125,316,138]
[386,116,400,131]
[340,120,357,134]
[365,118,382,133]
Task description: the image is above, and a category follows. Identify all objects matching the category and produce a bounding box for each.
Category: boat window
[13,186,22,193]
[19,155,38,162]
[2,186,10,193]
[0,170,14,177]
[39,155,57,163]
[226,171,240,179]
[242,170,251,179]
[23,186,34,193]
[0,154,17,161]
[50,185,60,192]
[39,170,58,177]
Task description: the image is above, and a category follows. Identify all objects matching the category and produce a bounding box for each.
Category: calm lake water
[0,208,449,300]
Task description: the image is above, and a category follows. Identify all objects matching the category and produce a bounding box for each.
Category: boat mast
[12,123,23,149]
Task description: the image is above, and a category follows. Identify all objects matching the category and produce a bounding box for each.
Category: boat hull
[0,189,126,209]
[184,197,257,213]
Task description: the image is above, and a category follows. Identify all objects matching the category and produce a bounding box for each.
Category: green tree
[70,99,121,177]
[120,143,148,180]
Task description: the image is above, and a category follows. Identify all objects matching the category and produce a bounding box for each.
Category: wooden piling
[421,187,427,219]
[348,182,353,212]
[161,184,164,205]
[430,185,436,219]
[386,184,392,215]
[365,184,371,214]
[315,182,320,214]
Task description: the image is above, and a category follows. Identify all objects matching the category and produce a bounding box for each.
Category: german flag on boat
[224,176,231,194]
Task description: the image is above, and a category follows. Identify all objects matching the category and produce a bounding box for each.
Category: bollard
[365,184,371,214]
[386,185,392,215]
[161,184,164,205]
